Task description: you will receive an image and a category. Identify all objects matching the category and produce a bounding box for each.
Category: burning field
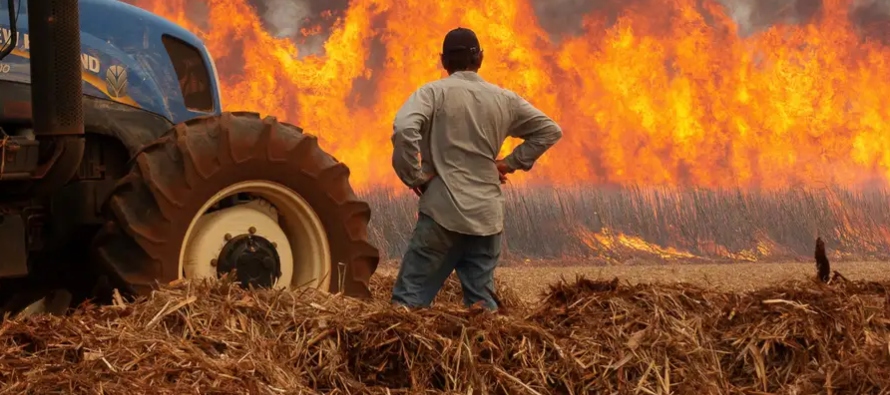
[126,0,890,189]
[123,0,890,262]
[23,0,884,392]
[2,274,890,393]
[366,186,890,263]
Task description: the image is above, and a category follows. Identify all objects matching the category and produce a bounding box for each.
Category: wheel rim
[178,180,331,291]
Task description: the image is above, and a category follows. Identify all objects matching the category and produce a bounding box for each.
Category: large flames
[128,0,890,191]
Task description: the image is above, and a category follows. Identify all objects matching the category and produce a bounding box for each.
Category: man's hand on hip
[411,172,437,196]
[495,159,514,184]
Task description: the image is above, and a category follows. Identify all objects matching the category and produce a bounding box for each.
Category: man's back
[392,71,562,236]
[389,26,561,311]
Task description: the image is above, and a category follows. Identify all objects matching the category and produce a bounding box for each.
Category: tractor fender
[83,95,173,157]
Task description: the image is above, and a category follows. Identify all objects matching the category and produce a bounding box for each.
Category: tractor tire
[90,112,379,298]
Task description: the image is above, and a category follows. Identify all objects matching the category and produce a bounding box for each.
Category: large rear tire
[90,112,379,297]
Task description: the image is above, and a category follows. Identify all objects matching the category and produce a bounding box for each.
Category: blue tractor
[0,0,379,314]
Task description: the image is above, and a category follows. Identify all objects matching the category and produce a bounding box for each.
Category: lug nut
[210,259,218,267]
[272,241,278,248]
[248,226,257,235]
[224,233,232,241]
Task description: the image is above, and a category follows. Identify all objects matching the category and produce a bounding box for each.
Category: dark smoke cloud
[529,0,827,38]
[850,0,890,44]
[144,0,890,56]
[239,0,890,51]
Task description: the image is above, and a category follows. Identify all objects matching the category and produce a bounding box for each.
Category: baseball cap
[442,27,481,54]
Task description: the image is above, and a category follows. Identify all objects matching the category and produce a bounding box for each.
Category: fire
[127,0,890,191]
[576,227,699,262]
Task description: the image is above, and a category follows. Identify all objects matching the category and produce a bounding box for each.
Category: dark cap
[442,27,481,54]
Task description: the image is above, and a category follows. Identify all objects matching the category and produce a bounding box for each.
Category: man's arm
[501,92,563,173]
[391,86,435,188]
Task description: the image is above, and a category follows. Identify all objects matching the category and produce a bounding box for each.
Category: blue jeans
[391,213,502,310]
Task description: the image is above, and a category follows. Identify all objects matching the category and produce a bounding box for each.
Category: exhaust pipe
[27,0,85,194]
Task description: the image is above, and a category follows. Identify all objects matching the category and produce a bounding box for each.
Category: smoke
[237,0,890,54]
[247,0,350,56]
[150,0,890,58]
[530,0,600,37]
[719,0,761,35]
[260,0,313,38]
[850,0,890,43]
[526,0,831,40]
[263,0,326,56]
[718,0,824,36]
[528,0,830,38]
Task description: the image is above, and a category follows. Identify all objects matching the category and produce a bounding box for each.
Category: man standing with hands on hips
[389,27,562,311]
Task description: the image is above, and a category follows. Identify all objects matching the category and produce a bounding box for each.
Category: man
[390,27,562,311]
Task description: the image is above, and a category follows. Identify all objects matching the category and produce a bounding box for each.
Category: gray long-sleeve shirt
[391,71,562,236]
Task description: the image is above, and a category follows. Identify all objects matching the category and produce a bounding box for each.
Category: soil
[375,260,887,302]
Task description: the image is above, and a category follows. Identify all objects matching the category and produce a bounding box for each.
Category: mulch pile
[1,274,889,394]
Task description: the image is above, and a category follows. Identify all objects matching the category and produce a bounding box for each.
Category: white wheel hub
[183,201,294,288]
[179,181,332,291]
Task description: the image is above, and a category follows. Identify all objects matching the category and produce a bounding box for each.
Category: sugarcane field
[3,0,890,394]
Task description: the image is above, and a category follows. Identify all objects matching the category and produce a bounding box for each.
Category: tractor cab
[0,0,223,128]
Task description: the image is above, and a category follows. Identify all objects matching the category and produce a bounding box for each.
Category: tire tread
[93,112,379,297]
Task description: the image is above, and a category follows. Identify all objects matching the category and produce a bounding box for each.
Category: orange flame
[127,0,890,191]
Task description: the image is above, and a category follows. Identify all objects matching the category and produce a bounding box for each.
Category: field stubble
[375,260,889,303]
[363,185,890,264]
[2,272,890,394]
[2,186,890,393]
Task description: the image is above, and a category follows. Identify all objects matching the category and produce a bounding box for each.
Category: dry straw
[1,274,889,394]
[363,186,890,262]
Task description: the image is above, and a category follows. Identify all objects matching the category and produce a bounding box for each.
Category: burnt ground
[375,260,887,302]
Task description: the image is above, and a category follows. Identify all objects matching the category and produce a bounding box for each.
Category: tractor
[0,0,379,315]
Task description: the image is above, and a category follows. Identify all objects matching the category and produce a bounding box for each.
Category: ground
[376,260,887,302]
[5,260,889,392]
